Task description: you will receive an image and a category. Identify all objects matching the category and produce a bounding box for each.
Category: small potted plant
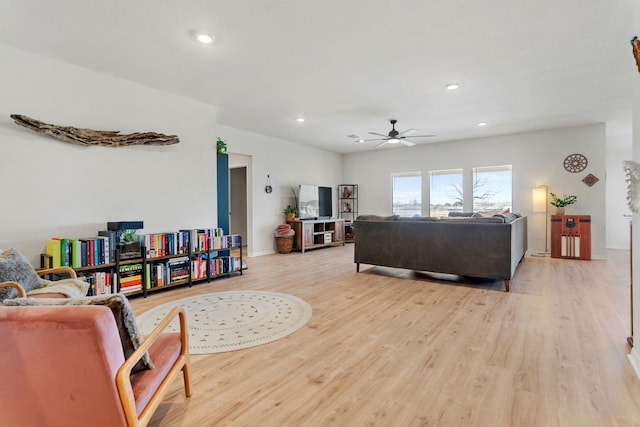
[283,205,297,221]
[550,193,577,215]
[216,137,227,153]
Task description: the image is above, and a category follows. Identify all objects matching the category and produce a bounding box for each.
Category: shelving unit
[289,219,345,253]
[338,184,358,242]
[40,230,244,298]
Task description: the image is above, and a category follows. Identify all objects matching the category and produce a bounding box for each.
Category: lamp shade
[532,185,548,213]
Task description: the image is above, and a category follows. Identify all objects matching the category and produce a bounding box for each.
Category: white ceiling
[0,0,634,154]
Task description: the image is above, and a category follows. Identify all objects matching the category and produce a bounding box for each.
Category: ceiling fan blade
[399,140,415,147]
[375,140,388,148]
[399,128,418,136]
[368,132,388,137]
[402,134,435,139]
[363,137,388,141]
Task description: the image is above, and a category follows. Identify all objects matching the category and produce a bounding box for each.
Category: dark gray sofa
[353,214,527,292]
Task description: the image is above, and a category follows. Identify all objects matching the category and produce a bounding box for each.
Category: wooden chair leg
[504,279,510,292]
[182,364,192,397]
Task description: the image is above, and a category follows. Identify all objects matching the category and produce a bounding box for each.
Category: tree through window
[472,165,512,213]
[429,169,463,217]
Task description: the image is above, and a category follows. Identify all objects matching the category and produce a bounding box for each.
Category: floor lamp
[532,185,548,256]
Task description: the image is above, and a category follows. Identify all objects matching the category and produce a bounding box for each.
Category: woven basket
[276,236,294,254]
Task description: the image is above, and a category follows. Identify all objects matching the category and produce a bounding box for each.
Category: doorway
[228,153,251,254]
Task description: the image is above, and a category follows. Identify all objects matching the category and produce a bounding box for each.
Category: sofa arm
[116,306,191,426]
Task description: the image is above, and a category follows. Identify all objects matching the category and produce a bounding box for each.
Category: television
[298,184,333,220]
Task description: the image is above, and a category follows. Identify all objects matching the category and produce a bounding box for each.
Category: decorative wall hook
[265,175,273,194]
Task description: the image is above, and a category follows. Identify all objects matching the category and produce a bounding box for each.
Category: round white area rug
[136,291,312,354]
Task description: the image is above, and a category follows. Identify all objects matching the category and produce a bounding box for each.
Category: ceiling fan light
[196,33,214,44]
[388,138,400,144]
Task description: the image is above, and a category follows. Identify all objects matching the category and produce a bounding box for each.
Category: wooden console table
[289,219,345,253]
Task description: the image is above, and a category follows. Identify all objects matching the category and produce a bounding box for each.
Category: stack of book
[45,234,113,268]
[82,272,114,296]
[119,263,143,294]
[146,256,190,288]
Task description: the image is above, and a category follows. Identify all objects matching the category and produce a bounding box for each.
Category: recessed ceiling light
[446,83,460,90]
[477,122,488,127]
[296,117,305,123]
[196,33,214,44]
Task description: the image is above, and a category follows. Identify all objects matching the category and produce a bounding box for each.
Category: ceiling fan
[348,119,435,148]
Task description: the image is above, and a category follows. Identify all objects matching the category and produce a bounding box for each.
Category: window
[429,169,463,217]
[472,165,512,213]
[391,172,421,217]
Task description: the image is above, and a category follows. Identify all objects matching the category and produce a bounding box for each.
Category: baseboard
[628,347,640,378]
[251,249,276,257]
[529,252,548,257]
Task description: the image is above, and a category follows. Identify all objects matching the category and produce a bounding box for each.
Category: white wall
[606,116,633,249]
[0,44,219,265]
[343,125,607,259]
[629,0,640,378]
[0,43,345,263]
[216,125,343,256]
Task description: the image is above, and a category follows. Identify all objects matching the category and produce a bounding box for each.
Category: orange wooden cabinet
[550,214,591,260]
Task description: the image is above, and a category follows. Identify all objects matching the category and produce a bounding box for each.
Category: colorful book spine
[45,239,62,268]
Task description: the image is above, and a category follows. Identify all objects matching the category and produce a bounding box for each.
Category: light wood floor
[130,245,640,427]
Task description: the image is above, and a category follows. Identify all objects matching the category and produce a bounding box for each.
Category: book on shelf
[50,238,71,267]
[45,239,62,268]
[69,239,81,268]
[119,263,143,291]
[145,231,191,258]
[79,271,113,296]
[147,263,166,288]
[121,284,143,294]
[97,230,117,262]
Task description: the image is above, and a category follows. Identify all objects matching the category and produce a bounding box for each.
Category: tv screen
[298,185,319,220]
[318,186,332,219]
[298,185,333,220]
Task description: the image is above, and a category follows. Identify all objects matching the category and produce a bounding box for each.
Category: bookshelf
[40,229,244,298]
[338,184,358,242]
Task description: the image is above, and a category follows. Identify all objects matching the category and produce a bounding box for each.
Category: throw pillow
[4,293,153,374]
[0,248,43,301]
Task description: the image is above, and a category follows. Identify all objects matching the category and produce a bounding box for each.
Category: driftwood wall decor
[10,114,180,147]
